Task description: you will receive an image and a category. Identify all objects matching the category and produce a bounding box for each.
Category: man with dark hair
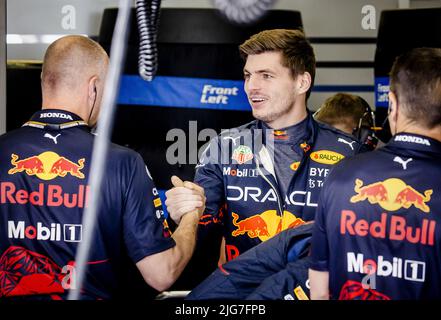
[314,93,378,150]
[309,47,441,300]
[166,29,364,287]
[0,35,203,300]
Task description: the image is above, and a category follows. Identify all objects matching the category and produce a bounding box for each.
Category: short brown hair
[239,29,316,99]
[390,47,441,129]
[315,93,373,131]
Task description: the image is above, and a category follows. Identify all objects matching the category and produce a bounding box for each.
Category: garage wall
[5,0,441,110]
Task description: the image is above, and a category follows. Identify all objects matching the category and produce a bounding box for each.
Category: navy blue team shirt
[0,109,175,300]
[311,132,441,300]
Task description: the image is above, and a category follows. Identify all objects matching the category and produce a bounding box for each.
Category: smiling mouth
[249,96,268,107]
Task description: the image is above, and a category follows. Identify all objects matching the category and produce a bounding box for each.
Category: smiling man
[166,29,366,286]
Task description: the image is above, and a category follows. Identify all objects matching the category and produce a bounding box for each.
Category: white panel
[410,0,441,8]
[7,0,120,60]
[315,68,374,85]
[275,0,399,37]
[7,43,48,61]
[313,44,376,62]
[7,0,119,34]
[308,92,375,111]
[162,0,212,8]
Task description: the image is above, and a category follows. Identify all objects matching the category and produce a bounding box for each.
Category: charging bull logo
[350,178,432,213]
[50,157,85,179]
[8,152,85,180]
[351,179,388,202]
[339,280,390,300]
[8,154,44,175]
[231,212,270,238]
[231,211,305,242]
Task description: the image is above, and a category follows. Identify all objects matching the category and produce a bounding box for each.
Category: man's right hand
[165,176,206,224]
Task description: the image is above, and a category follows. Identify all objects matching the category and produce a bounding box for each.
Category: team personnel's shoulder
[325,147,384,184]
[316,120,359,143]
[315,120,364,155]
[107,142,150,175]
[0,127,23,143]
[108,142,140,160]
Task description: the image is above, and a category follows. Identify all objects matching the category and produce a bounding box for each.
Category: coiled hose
[136,0,162,81]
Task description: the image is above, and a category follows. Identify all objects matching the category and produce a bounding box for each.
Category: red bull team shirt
[0,109,175,300]
[310,132,441,299]
[194,112,364,262]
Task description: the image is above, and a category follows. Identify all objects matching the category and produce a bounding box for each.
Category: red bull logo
[273,130,288,141]
[351,178,432,213]
[0,182,89,208]
[395,187,432,213]
[231,212,269,238]
[341,210,436,246]
[8,152,85,180]
[231,210,305,241]
[50,157,85,179]
[300,142,311,153]
[8,154,44,175]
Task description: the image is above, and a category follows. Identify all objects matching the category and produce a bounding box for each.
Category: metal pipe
[68,0,131,300]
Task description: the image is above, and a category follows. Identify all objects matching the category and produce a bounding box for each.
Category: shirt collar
[29,109,85,124]
[387,132,441,154]
[257,110,316,145]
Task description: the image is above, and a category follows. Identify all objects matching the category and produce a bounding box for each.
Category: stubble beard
[252,97,296,124]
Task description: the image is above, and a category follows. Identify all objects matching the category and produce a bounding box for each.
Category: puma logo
[338,138,356,150]
[223,136,241,146]
[393,156,413,170]
[44,133,61,144]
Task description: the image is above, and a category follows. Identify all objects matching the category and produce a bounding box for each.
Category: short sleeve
[123,153,175,263]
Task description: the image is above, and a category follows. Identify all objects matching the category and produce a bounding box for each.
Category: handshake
[165,176,206,224]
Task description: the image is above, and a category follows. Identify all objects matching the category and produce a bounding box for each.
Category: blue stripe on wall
[118,75,374,110]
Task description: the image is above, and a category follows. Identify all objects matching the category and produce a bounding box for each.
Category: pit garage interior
[1,0,441,301]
